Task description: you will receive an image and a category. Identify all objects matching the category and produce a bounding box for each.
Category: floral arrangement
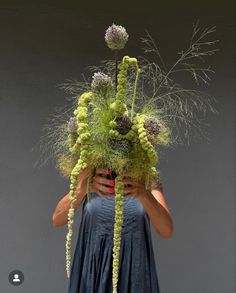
[37,22,218,293]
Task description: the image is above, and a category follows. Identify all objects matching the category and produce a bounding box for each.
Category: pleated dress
[66,191,161,293]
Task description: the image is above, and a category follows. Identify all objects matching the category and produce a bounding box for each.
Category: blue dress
[67,191,161,293]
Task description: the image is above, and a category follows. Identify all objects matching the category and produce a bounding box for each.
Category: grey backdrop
[0,1,235,292]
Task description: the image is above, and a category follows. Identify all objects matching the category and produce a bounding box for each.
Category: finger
[124,190,134,197]
[124,186,139,196]
[124,184,133,189]
[94,181,115,194]
[96,189,105,197]
[120,174,132,180]
[122,179,140,187]
[97,189,115,197]
[122,179,133,185]
[94,175,115,187]
[124,186,133,194]
[79,166,89,176]
[123,180,143,188]
[93,175,115,187]
[92,184,107,197]
[125,190,136,198]
[100,184,115,193]
[95,168,112,176]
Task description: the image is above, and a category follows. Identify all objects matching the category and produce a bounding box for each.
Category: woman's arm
[121,173,174,239]
[52,164,94,227]
[139,183,174,239]
[52,185,87,227]
[52,166,118,227]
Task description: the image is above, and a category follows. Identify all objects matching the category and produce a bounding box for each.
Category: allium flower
[91,72,113,92]
[105,24,129,50]
[109,138,133,155]
[114,115,132,135]
[144,117,161,136]
[67,116,77,133]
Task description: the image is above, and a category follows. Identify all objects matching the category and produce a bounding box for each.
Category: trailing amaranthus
[136,115,158,164]
[110,55,138,117]
[65,91,93,278]
[132,114,159,189]
[109,56,140,144]
[108,55,142,293]
[112,175,125,293]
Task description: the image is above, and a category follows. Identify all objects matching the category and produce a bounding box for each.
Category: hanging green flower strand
[65,91,93,278]
[112,175,125,293]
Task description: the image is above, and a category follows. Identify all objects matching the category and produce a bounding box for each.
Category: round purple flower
[114,115,132,135]
[91,72,113,92]
[67,117,77,133]
[144,117,161,136]
[108,138,133,155]
[105,24,129,50]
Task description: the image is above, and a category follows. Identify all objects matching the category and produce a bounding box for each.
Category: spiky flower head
[67,116,77,133]
[144,117,161,136]
[105,24,129,50]
[91,72,113,93]
[108,138,133,155]
[114,115,132,135]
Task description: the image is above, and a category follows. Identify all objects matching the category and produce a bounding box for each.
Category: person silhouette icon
[13,274,20,282]
[8,270,24,286]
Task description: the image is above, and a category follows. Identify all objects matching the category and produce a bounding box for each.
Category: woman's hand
[120,172,148,198]
[76,164,94,197]
[91,168,116,197]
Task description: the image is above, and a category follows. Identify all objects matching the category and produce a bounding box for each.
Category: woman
[52,166,173,293]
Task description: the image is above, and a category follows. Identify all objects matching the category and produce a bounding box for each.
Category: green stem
[130,64,140,122]
[115,50,118,91]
